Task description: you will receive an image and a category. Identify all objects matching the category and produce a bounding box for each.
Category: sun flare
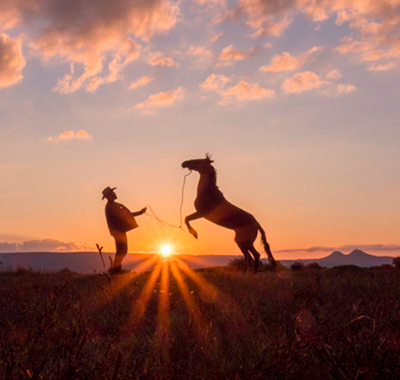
[161,245,172,257]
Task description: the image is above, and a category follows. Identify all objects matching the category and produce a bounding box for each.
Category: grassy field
[1,260,400,379]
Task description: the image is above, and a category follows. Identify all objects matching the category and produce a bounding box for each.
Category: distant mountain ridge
[0,249,396,273]
[0,252,239,273]
[279,249,395,268]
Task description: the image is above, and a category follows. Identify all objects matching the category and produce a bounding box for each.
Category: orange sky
[0,0,400,259]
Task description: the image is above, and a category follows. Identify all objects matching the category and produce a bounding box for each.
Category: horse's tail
[258,224,277,269]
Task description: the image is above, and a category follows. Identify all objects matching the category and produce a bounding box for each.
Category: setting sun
[161,245,172,257]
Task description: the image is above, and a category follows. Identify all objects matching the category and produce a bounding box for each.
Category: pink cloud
[128,75,153,90]
[260,46,321,72]
[0,33,26,88]
[195,0,226,4]
[282,70,356,96]
[234,0,400,69]
[200,74,275,103]
[0,0,179,92]
[148,51,178,67]
[220,80,275,103]
[282,71,328,94]
[326,69,342,80]
[367,62,396,72]
[260,52,300,72]
[232,0,295,37]
[0,238,95,252]
[200,74,231,90]
[217,44,253,66]
[135,87,184,114]
[337,84,356,95]
[47,130,93,143]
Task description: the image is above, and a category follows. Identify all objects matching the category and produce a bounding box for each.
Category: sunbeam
[170,261,211,346]
[175,258,219,304]
[128,260,163,328]
[154,261,171,364]
[93,254,160,310]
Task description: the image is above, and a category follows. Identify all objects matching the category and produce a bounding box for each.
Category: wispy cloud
[135,87,184,114]
[148,51,179,67]
[260,46,322,73]
[0,239,95,252]
[220,80,275,103]
[200,74,275,104]
[128,75,153,90]
[0,33,25,88]
[47,130,93,143]
[0,0,179,92]
[367,63,396,72]
[184,45,213,68]
[216,44,255,66]
[233,0,400,69]
[282,70,356,96]
[200,74,231,90]
[282,71,328,94]
[276,244,400,255]
[337,83,356,95]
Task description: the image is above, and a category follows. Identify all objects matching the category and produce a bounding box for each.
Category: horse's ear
[205,153,214,163]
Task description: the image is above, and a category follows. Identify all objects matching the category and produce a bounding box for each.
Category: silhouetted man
[102,186,146,274]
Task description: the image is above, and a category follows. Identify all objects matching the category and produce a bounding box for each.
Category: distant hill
[0,252,239,273]
[279,249,395,268]
[0,249,396,273]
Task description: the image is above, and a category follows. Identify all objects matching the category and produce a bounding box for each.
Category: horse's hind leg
[238,246,252,272]
[248,245,260,273]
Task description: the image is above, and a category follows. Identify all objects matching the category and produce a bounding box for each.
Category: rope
[144,170,192,230]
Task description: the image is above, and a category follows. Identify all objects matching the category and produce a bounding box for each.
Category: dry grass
[1,263,400,379]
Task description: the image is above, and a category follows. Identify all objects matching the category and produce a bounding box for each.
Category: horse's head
[182,154,214,173]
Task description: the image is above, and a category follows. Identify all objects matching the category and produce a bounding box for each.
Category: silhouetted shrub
[393,257,400,269]
[328,265,364,274]
[290,262,304,271]
[16,264,32,273]
[305,262,324,270]
[227,257,249,272]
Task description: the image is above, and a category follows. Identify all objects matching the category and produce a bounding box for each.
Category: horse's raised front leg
[185,211,204,239]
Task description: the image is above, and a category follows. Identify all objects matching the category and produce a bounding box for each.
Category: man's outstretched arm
[131,207,147,217]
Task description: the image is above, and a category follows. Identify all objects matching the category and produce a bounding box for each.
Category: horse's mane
[209,164,217,187]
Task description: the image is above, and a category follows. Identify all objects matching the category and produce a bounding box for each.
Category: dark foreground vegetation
[1,262,400,379]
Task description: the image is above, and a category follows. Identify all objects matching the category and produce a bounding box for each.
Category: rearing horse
[182,154,276,272]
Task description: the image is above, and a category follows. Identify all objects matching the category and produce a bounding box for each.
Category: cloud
[260,52,300,72]
[337,83,356,95]
[0,0,179,92]
[276,244,400,255]
[233,0,400,69]
[216,44,254,66]
[148,51,179,67]
[282,70,356,96]
[0,33,26,88]
[220,80,275,103]
[128,75,153,90]
[135,87,184,114]
[367,62,396,72]
[184,45,214,68]
[200,74,231,90]
[232,0,295,37]
[282,71,328,94]
[326,69,342,80]
[200,74,275,104]
[0,239,95,252]
[47,129,93,143]
[260,46,321,73]
[195,0,226,5]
